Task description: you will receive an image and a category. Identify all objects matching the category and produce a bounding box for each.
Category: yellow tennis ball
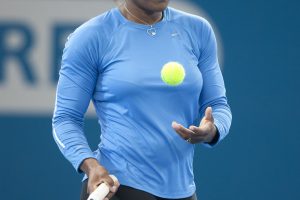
[161,62,185,86]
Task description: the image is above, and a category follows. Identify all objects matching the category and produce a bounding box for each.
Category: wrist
[80,158,100,176]
[205,125,220,145]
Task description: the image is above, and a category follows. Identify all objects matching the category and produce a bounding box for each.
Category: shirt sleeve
[52,27,100,173]
[197,20,232,148]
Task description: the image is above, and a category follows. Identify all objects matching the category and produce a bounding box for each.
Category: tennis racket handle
[87,175,118,200]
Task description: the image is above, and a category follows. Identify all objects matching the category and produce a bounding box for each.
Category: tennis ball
[161,62,185,86]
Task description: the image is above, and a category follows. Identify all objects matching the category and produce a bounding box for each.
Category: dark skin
[119,0,169,24]
[81,1,217,199]
[172,107,217,144]
[80,158,119,200]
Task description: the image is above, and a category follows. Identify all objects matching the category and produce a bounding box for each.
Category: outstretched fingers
[172,121,195,140]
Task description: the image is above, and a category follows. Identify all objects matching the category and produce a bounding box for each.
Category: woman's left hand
[172,107,217,144]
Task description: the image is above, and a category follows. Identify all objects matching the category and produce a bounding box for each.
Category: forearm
[52,117,96,173]
[213,103,232,141]
[52,25,101,174]
[200,97,232,147]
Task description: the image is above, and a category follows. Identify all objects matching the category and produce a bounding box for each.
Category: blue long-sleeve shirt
[52,7,232,199]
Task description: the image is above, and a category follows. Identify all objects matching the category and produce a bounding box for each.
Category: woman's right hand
[80,158,120,200]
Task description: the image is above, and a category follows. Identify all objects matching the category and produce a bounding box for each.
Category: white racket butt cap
[87,175,118,200]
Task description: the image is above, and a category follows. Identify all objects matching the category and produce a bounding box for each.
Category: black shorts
[80,179,198,200]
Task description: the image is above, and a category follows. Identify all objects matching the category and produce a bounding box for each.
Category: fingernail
[172,121,177,127]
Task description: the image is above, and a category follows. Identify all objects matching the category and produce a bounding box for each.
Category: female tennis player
[52,0,232,199]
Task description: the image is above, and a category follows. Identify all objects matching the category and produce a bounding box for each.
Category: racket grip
[87,175,118,200]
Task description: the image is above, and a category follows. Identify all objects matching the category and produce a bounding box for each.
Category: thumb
[204,107,214,122]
